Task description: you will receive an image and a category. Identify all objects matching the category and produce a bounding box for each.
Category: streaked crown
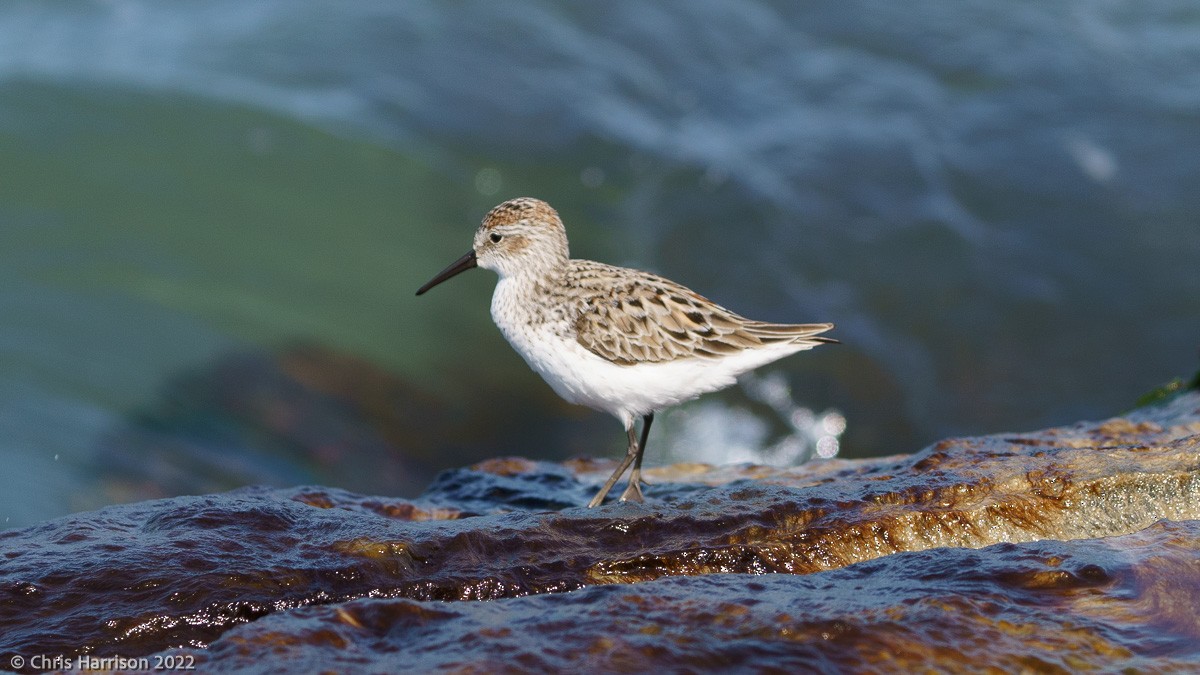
[482,197,562,230]
[474,197,569,277]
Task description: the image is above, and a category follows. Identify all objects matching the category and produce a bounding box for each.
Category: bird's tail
[744,321,838,347]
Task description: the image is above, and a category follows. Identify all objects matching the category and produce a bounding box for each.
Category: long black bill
[415,250,477,295]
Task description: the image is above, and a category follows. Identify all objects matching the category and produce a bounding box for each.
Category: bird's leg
[619,413,654,503]
[587,422,640,508]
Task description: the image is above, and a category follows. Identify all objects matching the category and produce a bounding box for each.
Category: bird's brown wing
[570,264,835,366]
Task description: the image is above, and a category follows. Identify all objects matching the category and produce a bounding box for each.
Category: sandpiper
[417,198,836,507]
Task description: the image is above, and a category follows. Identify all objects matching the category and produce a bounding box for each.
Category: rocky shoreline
[2,390,1198,672]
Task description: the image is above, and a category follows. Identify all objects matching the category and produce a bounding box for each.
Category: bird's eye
[490,233,502,243]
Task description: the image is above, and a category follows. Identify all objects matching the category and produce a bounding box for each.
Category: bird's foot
[618,477,645,503]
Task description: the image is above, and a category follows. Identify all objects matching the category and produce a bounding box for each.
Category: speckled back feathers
[562,260,835,366]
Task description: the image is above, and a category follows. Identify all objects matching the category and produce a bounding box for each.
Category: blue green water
[2,1,1198,528]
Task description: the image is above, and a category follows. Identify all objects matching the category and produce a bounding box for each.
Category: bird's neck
[497,260,565,293]
[491,264,569,333]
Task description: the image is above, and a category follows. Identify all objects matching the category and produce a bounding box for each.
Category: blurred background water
[1,0,1197,529]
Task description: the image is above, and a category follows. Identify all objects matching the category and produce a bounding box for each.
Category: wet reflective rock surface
[2,391,1199,672]
[177,520,1200,672]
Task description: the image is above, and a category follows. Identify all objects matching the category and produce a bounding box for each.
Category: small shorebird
[417,198,836,507]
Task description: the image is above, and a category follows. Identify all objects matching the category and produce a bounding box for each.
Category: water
[1,0,1198,529]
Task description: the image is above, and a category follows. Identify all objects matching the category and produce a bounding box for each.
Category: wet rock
[1,392,1198,671]
[171,520,1200,672]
